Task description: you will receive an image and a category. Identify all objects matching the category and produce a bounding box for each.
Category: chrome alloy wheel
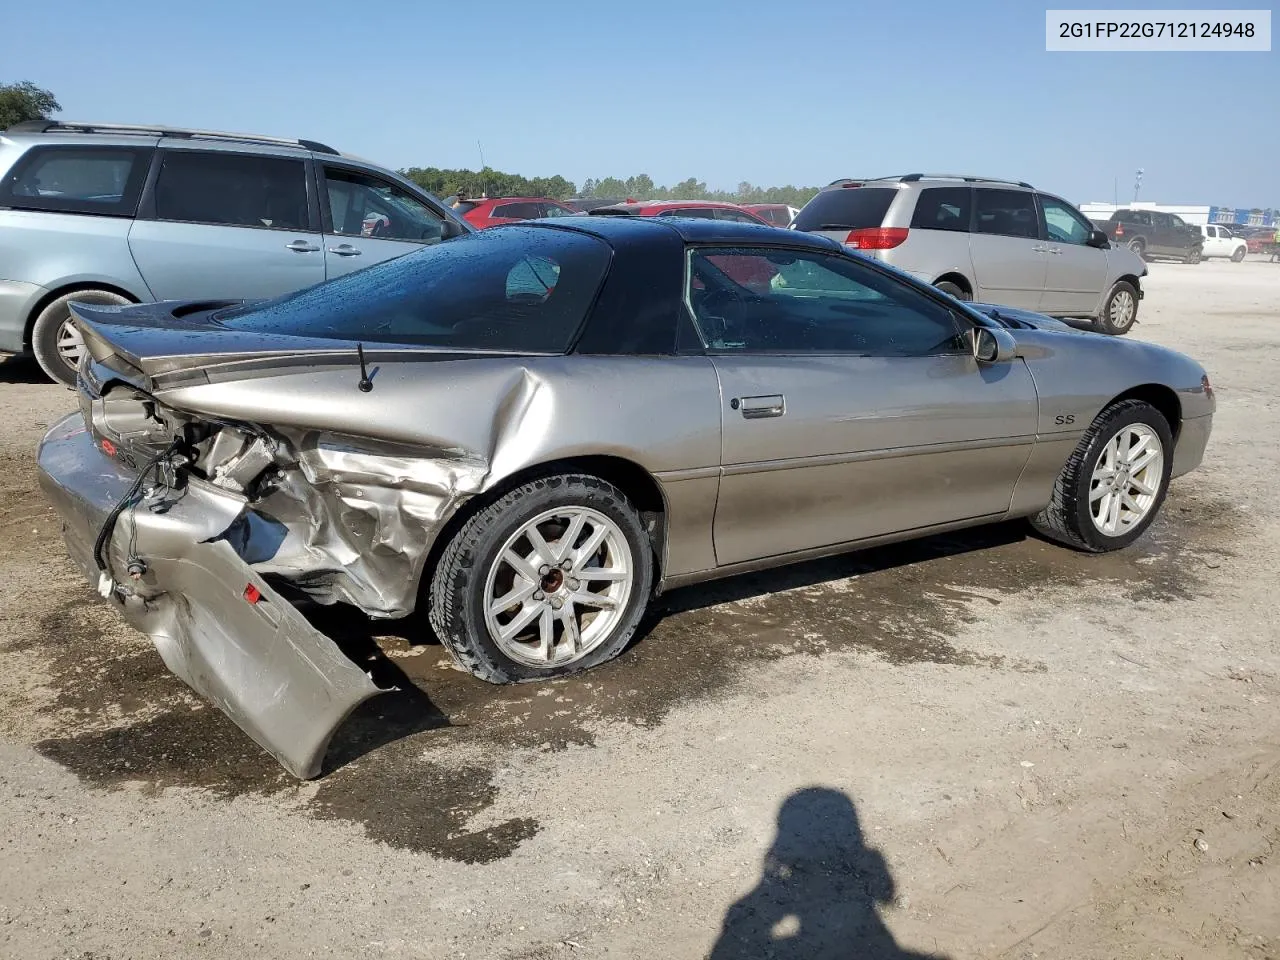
[483,506,634,667]
[1109,289,1136,329]
[56,319,86,371]
[1089,423,1164,536]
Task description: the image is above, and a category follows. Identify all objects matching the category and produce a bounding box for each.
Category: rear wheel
[428,474,654,683]
[1030,400,1173,552]
[1127,239,1146,260]
[31,289,131,386]
[934,279,970,301]
[1096,281,1139,335]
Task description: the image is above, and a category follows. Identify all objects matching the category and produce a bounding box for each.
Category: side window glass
[974,189,1038,239]
[685,247,965,357]
[910,187,972,232]
[324,167,444,242]
[154,151,308,229]
[0,146,151,216]
[1039,195,1093,245]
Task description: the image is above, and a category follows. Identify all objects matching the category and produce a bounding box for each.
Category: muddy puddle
[24,483,1239,862]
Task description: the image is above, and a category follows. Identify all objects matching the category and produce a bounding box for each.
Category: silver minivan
[794,174,1148,335]
[0,121,469,383]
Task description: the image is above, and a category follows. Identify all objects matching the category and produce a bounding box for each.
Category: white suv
[794,174,1149,335]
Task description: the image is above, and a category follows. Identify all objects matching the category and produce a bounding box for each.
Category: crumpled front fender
[37,414,382,779]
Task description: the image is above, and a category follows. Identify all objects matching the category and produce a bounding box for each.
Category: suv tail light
[845,227,909,250]
[1114,223,1124,237]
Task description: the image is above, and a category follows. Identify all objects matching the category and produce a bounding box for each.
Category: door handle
[286,240,321,253]
[328,244,362,257]
[736,395,785,419]
[1047,247,1063,254]
[1031,245,1049,253]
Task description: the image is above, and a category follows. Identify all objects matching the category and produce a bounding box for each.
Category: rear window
[909,187,972,232]
[0,145,152,217]
[792,187,896,232]
[974,189,1038,239]
[214,226,612,352]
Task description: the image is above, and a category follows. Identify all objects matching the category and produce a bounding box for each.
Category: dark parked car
[1097,209,1204,263]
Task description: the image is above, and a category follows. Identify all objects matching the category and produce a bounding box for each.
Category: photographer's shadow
[709,788,944,960]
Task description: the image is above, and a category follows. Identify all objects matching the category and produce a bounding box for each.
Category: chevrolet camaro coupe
[37,216,1214,777]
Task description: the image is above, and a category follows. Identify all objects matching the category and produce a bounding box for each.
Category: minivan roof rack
[890,173,1035,189]
[3,120,340,155]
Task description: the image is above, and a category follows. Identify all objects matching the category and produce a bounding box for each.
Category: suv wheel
[1231,246,1246,263]
[1184,247,1203,265]
[1096,281,1139,335]
[31,290,131,386]
[1126,239,1146,260]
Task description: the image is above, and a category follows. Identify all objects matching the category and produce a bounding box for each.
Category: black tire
[31,289,130,386]
[1030,400,1174,553]
[1184,246,1203,265]
[1127,239,1146,261]
[1096,280,1140,335]
[1231,246,1246,263]
[935,280,970,301]
[428,474,655,684]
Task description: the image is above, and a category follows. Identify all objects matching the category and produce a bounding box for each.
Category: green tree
[0,80,60,130]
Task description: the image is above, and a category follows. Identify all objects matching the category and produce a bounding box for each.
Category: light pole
[1133,168,1144,203]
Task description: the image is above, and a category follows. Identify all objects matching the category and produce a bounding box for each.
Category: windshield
[214,227,612,352]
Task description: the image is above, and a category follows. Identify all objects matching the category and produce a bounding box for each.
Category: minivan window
[793,187,896,232]
[323,166,444,242]
[214,226,611,352]
[974,189,1038,239]
[152,150,309,230]
[0,146,152,217]
[909,187,972,232]
[1039,195,1094,245]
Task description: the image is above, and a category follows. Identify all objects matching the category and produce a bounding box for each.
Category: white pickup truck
[1197,224,1249,262]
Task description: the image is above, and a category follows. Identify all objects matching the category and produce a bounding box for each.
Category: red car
[588,200,770,224]
[455,197,576,229]
[741,203,798,227]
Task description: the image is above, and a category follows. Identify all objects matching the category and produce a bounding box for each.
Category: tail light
[1114,223,1124,237]
[845,227,909,250]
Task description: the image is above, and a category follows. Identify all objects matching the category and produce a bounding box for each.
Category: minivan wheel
[1096,281,1139,335]
[429,474,654,684]
[934,280,970,300]
[1231,246,1246,263]
[1030,399,1173,553]
[31,290,131,386]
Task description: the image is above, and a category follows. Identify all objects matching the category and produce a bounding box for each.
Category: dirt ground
[1,258,1278,960]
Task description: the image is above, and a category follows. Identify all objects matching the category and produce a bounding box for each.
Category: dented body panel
[37,415,380,778]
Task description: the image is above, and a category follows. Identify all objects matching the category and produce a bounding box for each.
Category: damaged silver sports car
[38,215,1214,777]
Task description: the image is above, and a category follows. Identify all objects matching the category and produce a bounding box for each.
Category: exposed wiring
[92,440,181,578]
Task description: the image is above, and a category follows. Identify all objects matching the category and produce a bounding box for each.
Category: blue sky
[5,0,1276,205]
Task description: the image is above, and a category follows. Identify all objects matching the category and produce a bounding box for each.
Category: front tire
[31,289,131,386]
[1231,246,1246,263]
[1030,399,1173,553]
[1096,281,1139,335]
[1184,246,1203,264]
[428,474,654,683]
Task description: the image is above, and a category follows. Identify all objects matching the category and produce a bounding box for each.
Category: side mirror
[439,218,465,240]
[971,325,1019,364]
[1086,229,1110,249]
